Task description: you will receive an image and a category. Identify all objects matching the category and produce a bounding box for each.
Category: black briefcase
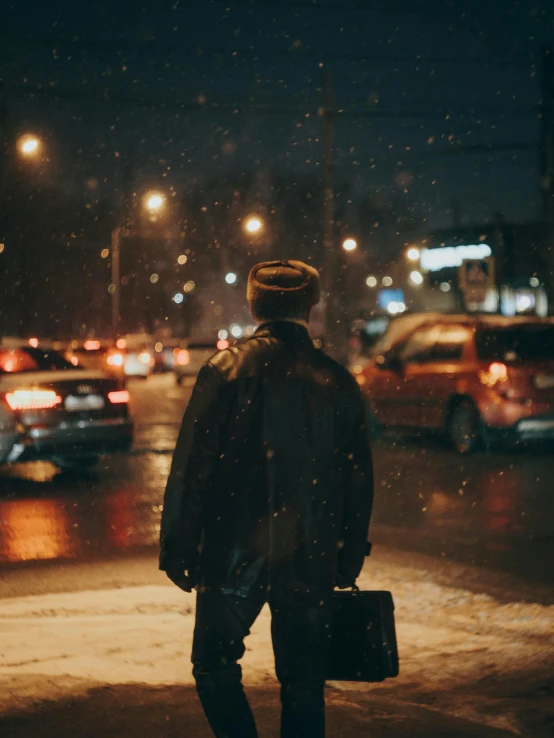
[326,587,399,682]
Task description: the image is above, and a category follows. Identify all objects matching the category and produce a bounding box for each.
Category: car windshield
[0,347,78,373]
[476,325,554,362]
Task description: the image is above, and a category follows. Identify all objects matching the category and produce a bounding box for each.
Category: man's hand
[164,557,197,593]
[335,572,355,590]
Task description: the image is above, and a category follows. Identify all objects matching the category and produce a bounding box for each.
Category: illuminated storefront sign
[421,244,492,272]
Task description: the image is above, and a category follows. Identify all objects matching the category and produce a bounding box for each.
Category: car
[0,342,133,471]
[150,337,184,373]
[174,339,218,384]
[117,334,156,378]
[65,340,117,370]
[356,314,554,454]
[65,339,153,379]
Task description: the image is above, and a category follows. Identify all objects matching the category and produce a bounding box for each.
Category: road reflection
[0,411,552,589]
[104,486,161,550]
[372,438,554,583]
[0,454,170,565]
[0,498,77,562]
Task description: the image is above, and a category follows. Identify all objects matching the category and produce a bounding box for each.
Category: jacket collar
[255,320,312,345]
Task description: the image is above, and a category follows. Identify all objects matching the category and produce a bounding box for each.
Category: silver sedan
[0,344,133,472]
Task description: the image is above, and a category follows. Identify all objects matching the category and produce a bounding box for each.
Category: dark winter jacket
[159,321,373,600]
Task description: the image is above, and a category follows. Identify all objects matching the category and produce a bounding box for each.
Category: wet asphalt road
[0,374,553,594]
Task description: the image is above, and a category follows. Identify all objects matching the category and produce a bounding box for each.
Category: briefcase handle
[334,584,360,592]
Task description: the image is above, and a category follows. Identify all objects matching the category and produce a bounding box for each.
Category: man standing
[160,260,373,738]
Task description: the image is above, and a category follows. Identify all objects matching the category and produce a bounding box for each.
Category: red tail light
[6,389,63,410]
[107,390,130,404]
[480,362,508,388]
[489,362,508,379]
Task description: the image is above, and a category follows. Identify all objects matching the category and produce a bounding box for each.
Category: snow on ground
[0,559,553,736]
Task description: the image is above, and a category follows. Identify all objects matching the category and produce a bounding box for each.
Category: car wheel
[448,400,481,455]
[55,456,99,473]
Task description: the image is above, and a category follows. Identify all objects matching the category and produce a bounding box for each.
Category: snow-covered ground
[1,557,553,736]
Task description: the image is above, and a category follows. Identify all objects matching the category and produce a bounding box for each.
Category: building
[416,221,549,316]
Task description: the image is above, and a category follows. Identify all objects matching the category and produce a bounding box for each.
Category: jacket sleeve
[338,390,374,582]
[159,362,223,571]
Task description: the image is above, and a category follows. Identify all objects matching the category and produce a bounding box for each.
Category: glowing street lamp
[342,238,357,252]
[17,134,41,158]
[244,215,263,234]
[406,247,420,262]
[144,191,165,213]
[225,272,237,285]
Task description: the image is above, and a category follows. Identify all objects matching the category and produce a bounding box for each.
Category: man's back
[161,320,373,601]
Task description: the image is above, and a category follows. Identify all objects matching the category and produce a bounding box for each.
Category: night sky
[2,0,553,230]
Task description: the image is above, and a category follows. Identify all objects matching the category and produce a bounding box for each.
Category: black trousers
[192,590,331,738]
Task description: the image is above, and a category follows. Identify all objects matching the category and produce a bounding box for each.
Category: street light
[183,280,196,293]
[244,215,263,234]
[406,247,420,262]
[410,270,424,285]
[144,191,165,213]
[225,272,237,285]
[17,134,41,158]
[366,276,378,288]
[342,237,357,252]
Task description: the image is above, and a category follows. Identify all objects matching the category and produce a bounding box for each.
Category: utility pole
[321,69,344,358]
[0,79,12,239]
[540,45,554,309]
[111,226,121,337]
[110,161,135,337]
[0,80,8,190]
[0,80,13,336]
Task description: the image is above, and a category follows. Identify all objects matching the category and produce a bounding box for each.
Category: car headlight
[138,351,153,366]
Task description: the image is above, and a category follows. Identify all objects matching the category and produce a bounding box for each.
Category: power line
[207,0,482,17]
[6,82,540,120]
[346,99,539,115]
[0,35,535,68]
[431,141,538,155]
[208,0,550,33]
[7,84,308,115]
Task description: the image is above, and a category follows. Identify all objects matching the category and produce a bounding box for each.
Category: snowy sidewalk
[1,558,553,737]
